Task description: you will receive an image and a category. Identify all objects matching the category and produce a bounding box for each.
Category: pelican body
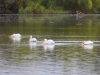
[81,41,93,45]
[29,36,37,42]
[43,39,55,45]
[9,33,21,38]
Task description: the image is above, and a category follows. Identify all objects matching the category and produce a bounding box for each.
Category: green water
[0,14,100,75]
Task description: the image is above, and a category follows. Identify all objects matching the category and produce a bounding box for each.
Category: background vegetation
[0,0,100,14]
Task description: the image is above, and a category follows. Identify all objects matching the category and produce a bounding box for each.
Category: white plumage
[29,36,37,42]
[43,39,55,44]
[9,33,21,38]
[81,41,93,45]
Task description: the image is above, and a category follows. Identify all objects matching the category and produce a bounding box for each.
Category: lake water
[0,14,100,75]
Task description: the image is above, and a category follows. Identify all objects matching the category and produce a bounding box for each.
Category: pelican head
[44,39,47,41]
[30,35,32,38]
[42,39,47,44]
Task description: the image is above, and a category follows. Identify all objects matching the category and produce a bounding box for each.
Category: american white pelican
[9,33,21,38]
[42,39,55,45]
[81,41,93,45]
[29,36,37,42]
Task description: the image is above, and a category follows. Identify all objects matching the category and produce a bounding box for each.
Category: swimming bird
[81,41,93,45]
[9,33,21,38]
[29,35,37,42]
[42,39,55,45]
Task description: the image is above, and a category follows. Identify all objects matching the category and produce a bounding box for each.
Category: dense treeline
[0,0,100,14]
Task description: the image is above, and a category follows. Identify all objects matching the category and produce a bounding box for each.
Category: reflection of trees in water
[55,46,97,75]
[0,15,100,40]
[0,14,19,22]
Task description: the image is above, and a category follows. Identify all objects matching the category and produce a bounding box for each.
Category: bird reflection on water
[42,44,55,51]
[29,42,37,50]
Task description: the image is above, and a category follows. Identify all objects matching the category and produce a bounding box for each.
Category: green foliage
[78,0,93,12]
[19,7,25,14]
[24,2,45,14]
[1,0,100,14]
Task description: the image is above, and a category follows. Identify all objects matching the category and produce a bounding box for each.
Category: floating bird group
[9,33,55,44]
[9,33,94,50]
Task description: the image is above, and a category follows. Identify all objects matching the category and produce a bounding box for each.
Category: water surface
[0,14,100,75]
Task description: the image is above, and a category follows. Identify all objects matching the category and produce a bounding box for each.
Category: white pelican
[42,39,55,45]
[81,41,93,45]
[9,33,21,38]
[29,35,37,42]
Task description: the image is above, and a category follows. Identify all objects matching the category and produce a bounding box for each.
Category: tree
[66,0,100,13]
